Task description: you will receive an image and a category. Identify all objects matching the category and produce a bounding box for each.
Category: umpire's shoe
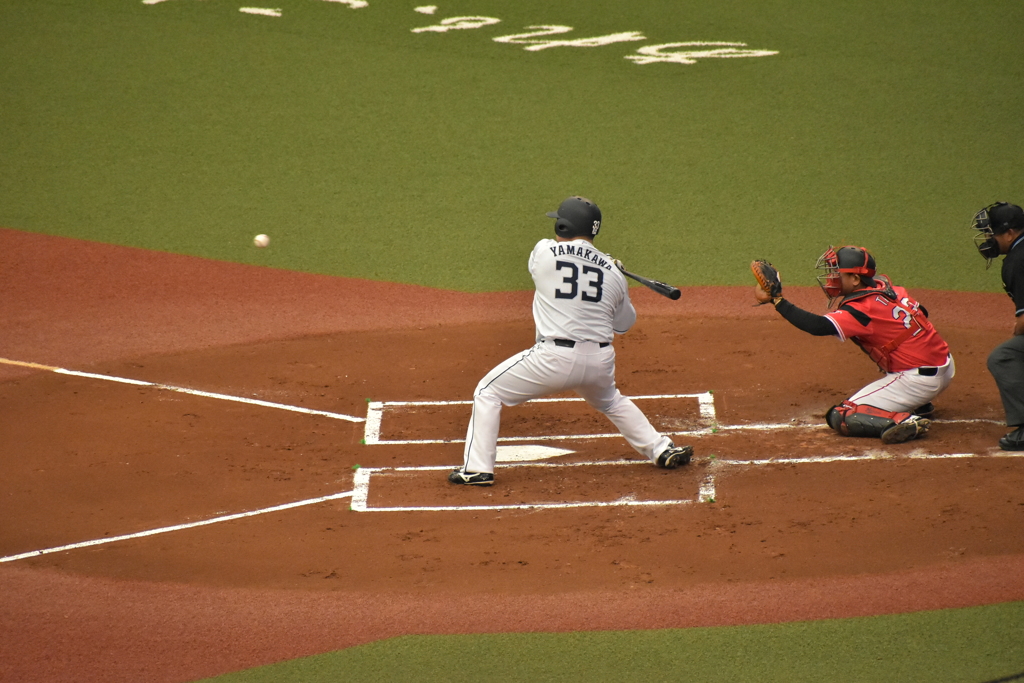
[448,469,494,486]
[999,427,1024,451]
[656,445,693,469]
[880,416,931,444]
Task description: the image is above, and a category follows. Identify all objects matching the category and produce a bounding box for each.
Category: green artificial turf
[2,0,1022,291]
[199,600,1024,682]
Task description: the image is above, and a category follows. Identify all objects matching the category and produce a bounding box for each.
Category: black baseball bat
[617,264,682,300]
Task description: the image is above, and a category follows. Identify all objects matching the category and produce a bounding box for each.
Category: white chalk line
[4,361,992,438]
[377,393,713,406]
[351,461,714,512]
[1,367,1012,554]
[0,357,365,423]
[364,392,715,445]
[355,499,695,513]
[350,448,1024,513]
[0,490,354,564]
[361,430,718,446]
[5,450,1019,560]
[714,451,1024,467]
[361,392,1001,444]
[360,420,1003,446]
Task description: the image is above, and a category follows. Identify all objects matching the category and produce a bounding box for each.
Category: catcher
[751,246,954,444]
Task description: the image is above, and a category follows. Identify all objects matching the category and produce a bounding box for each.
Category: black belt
[553,339,609,348]
[918,366,938,376]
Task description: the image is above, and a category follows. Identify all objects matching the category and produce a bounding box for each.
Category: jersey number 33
[554,261,604,302]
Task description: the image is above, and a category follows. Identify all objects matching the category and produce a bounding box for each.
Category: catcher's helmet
[547,196,602,239]
[835,246,876,276]
[815,245,876,305]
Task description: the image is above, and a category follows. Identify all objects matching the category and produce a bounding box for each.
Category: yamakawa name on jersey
[548,243,615,270]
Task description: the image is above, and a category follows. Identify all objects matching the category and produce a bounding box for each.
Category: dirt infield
[2,229,1024,683]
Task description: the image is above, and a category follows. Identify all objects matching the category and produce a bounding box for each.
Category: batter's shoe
[998,426,1024,451]
[880,416,931,444]
[913,402,935,418]
[448,469,494,486]
[655,445,693,469]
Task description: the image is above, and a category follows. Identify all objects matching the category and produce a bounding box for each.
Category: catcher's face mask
[971,207,1001,268]
[817,245,877,306]
[815,247,843,303]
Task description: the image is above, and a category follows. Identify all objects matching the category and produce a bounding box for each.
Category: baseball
[253,234,270,248]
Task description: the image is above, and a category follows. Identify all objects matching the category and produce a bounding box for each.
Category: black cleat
[448,469,495,486]
[655,445,693,469]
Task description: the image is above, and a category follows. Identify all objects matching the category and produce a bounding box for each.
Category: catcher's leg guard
[826,401,922,441]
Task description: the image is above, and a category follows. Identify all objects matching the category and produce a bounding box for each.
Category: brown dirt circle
[2,228,1023,683]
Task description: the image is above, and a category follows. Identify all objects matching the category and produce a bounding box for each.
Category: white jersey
[528,238,636,344]
[459,235,673,475]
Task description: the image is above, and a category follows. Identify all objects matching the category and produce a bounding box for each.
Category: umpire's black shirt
[1003,234,1024,317]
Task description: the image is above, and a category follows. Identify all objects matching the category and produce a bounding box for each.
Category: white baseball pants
[848,355,955,412]
[462,339,672,474]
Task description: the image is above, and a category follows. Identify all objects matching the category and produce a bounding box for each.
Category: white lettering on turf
[322,0,369,8]
[139,4,779,67]
[412,16,501,33]
[239,7,283,17]
[493,25,646,51]
[626,42,780,65]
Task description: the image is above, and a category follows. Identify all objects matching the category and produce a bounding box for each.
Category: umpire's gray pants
[987,335,1024,426]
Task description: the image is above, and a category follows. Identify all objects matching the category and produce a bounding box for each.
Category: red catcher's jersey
[824,284,950,373]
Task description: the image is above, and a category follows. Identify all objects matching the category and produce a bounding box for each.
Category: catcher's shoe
[913,402,935,418]
[655,445,693,469]
[448,469,494,486]
[880,416,931,445]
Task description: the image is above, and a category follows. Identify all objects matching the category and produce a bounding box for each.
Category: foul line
[0,490,354,564]
[0,357,364,423]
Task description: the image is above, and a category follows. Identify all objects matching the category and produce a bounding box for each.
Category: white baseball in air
[253,234,270,248]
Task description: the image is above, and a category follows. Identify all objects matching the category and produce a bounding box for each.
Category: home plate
[496,445,575,462]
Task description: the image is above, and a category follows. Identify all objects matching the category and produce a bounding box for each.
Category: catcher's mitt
[751,259,782,305]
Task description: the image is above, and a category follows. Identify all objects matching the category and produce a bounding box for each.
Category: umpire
[971,201,1024,450]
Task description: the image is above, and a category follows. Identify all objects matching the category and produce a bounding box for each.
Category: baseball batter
[752,246,953,444]
[449,196,693,486]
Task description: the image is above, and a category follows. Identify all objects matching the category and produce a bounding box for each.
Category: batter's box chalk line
[6,451,1022,561]
[350,461,718,512]
[360,391,1003,446]
[350,448,1024,513]
[0,363,1014,556]
[362,392,717,445]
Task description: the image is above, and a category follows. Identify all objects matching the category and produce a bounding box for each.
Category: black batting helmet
[546,196,602,239]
